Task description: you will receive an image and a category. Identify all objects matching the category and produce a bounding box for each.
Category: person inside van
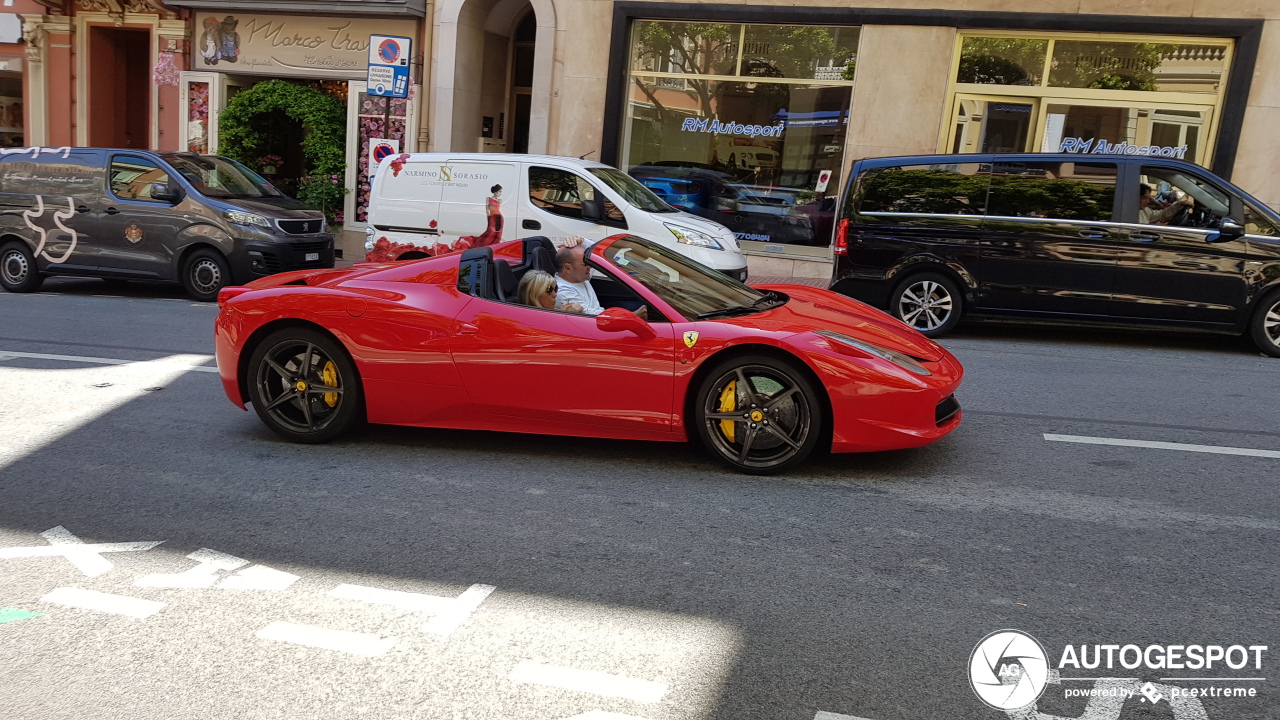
[518,269,582,313]
[554,244,647,319]
[1139,183,1193,225]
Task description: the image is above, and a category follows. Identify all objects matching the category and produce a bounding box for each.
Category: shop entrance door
[344,79,420,232]
[949,94,1039,154]
[87,27,150,149]
[177,72,252,154]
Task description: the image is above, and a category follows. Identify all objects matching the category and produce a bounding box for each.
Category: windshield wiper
[696,305,758,320]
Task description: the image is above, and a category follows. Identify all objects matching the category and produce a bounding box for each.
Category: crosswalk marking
[42,587,166,619]
[0,525,163,577]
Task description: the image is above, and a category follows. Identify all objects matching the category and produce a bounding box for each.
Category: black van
[0,148,334,301]
[830,153,1280,356]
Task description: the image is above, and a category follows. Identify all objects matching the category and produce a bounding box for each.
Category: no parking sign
[367,35,412,98]
[367,138,400,179]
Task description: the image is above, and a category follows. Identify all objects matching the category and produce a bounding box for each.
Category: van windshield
[588,168,678,213]
[162,155,283,199]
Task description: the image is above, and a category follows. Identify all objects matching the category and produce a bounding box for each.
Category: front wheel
[1249,290,1280,358]
[890,272,962,337]
[182,248,230,302]
[693,354,823,474]
[0,242,43,293]
[247,328,364,443]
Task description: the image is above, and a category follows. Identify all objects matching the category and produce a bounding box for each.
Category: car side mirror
[151,183,182,204]
[1209,217,1244,242]
[595,307,654,337]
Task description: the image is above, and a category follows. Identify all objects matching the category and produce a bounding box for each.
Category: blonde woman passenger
[518,270,582,313]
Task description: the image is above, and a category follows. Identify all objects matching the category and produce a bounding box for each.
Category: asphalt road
[0,277,1276,720]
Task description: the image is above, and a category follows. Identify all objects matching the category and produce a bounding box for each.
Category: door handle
[104,207,121,215]
[522,219,541,230]
[1129,230,1160,242]
[76,205,91,214]
[459,323,479,335]
[1077,229,1107,239]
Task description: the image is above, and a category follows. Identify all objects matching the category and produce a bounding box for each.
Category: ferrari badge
[683,331,700,349]
[124,224,143,243]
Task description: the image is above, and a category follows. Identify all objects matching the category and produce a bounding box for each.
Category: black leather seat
[522,236,559,274]
[493,259,518,302]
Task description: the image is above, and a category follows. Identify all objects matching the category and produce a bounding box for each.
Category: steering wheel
[1168,201,1216,228]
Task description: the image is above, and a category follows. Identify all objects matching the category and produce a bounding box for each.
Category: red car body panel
[215,236,963,452]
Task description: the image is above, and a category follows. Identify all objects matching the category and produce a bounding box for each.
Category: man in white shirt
[554,243,647,319]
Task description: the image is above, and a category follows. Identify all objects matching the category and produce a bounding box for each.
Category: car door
[96,154,187,277]
[521,165,621,240]
[978,159,1122,316]
[1,149,104,272]
[1109,164,1248,325]
[450,285,676,433]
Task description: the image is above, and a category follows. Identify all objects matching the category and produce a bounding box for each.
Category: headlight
[665,223,723,250]
[364,226,376,253]
[224,210,271,229]
[815,329,932,376]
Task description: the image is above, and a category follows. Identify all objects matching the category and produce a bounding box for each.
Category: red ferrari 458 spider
[214,234,963,473]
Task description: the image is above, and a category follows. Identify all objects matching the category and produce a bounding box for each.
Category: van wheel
[182,248,230,302]
[1249,290,1280,357]
[0,241,42,293]
[890,272,962,337]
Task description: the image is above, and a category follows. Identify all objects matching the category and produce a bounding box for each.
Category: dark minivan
[830,153,1280,356]
[0,148,334,301]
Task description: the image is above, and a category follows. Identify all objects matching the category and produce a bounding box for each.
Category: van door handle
[1077,229,1107,239]
[522,219,541,230]
[76,205,91,214]
[1129,230,1160,242]
[459,323,479,335]
[104,207,121,215]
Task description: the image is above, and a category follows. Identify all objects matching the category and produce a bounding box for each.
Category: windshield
[597,236,778,319]
[162,155,283,199]
[588,168,677,213]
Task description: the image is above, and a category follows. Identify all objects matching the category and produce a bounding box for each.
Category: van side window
[110,156,171,202]
[529,166,598,220]
[1244,203,1280,237]
[858,164,988,222]
[987,161,1117,222]
[0,152,104,197]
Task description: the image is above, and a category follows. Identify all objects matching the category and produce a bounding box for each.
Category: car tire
[1248,290,1280,358]
[0,241,43,293]
[247,327,364,443]
[182,248,230,302]
[693,354,823,475]
[889,271,963,337]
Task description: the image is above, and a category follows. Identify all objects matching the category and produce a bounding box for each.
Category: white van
[363,154,748,280]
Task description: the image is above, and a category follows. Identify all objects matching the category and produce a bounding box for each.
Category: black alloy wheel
[694,354,823,474]
[1249,290,1280,358]
[891,272,962,337]
[0,242,42,293]
[247,328,363,443]
[182,248,230,302]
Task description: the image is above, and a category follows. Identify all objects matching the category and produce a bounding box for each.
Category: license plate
[305,252,319,261]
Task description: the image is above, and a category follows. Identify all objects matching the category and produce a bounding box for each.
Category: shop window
[859,164,989,219]
[110,156,171,202]
[986,161,1118,222]
[1049,41,1225,93]
[957,37,1047,86]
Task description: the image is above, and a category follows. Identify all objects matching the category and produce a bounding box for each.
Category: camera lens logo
[969,629,1050,710]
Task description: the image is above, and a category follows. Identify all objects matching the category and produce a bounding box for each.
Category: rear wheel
[0,242,42,293]
[182,248,230,302]
[693,354,823,474]
[1249,290,1280,357]
[890,272,962,337]
[247,328,364,443]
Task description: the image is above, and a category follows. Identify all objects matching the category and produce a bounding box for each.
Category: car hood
[668,210,733,237]
[220,196,321,218]
[725,285,948,361]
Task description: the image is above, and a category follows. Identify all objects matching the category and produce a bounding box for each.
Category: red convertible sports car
[214,234,963,473]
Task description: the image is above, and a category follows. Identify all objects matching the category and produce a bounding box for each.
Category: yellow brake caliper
[321,361,339,408]
[718,380,737,443]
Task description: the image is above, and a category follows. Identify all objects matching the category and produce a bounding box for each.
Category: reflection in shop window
[957,37,1047,86]
[1049,41,1225,92]
[859,164,988,219]
[987,161,1117,222]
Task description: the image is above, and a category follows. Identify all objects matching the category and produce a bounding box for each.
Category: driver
[1139,183,1193,225]
[554,244,647,320]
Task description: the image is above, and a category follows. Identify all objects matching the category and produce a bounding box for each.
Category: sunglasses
[543,287,558,294]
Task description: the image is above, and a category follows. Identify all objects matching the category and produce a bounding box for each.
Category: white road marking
[0,526,163,577]
[218,565,300,591]
[509,661,667,703]
[136,548,249,588]
[561,713,658,720]
[1044,433,1280,459]
[1004,678,1208,720]
[815,713,879,720]
[256,621,395,657]
[0,349,218,373]
[329,582,495,636]
[42,587,166,619]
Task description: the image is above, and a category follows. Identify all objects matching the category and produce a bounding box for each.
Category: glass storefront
[621,21,859,255]
[945,32,1232,167]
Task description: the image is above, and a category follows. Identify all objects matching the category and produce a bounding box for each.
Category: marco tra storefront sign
[194,13,418,79]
